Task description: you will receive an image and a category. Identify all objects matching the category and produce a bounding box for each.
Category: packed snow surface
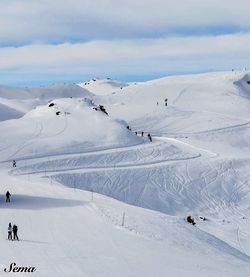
[0,71,250,276]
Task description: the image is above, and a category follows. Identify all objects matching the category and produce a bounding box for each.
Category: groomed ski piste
[0,71,250,276]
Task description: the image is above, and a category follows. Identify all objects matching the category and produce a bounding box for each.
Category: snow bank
[0,97,142,160]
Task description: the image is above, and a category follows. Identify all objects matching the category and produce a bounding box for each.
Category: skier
[8,223,12,240]
[187,216,196,225]
[135,131,137,135]
[12,225,19,241]
[141,131,144,136]
[12,160,16,167]
[164,98,168,106]
[6,191,11,203]
[148,133,152,142]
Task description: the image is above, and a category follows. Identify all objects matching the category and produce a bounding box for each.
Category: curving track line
[5,121,44,161]
[237,227,248,256]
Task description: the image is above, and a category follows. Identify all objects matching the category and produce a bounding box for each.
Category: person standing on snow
[6,191,11,203]
[13,224,19,241]
[12,160,16,167]
[8,223,12,240]
[148,133,152,142]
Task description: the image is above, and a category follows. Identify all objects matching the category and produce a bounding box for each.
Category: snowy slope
[0,70,250,276]
[0,98,141,161]
[94,71,250,133]
[1,169,250,277]
[0,84,91,121]
[0,103,23,121]
[78,78,128,95]
[28,70,249,215]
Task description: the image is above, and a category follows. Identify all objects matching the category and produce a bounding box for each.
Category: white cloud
[0,33,249,82]
[1,1,249,84]
[0,0,250,44]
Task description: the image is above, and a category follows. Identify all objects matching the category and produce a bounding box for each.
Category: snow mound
[0,97,142,160]
[78,78,128,95]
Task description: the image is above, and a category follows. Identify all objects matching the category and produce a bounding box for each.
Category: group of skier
[4,161,20,241]
[4,189,20,241]
[8,223,19,241]
[127,126,153,142]
[156,98,168,106]
[4,192,19,241]
[136,131,152,142]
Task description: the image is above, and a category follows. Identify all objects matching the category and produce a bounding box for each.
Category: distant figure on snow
[135,131,137,135]
[99,105,108,115]
[164,98,168,106]
[187,216,196,225]
[8,223,12,240]
[12,160,16,167]
[6,191,11,203]
[13,224,19,241]
[148,133,152,142]
[141,131,144,136]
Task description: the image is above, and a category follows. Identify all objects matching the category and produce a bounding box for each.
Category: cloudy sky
[0,0,250,86]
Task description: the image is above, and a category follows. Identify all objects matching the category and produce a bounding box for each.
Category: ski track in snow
[6,111,249,224]
[0,71,250,276]
[4,121,44,160]
[152,121,250,137]
[9,124,249,221]
[11,136,203,175]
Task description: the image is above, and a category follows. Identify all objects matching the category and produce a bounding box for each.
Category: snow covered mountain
[0,98,141,161]
[78,78,128,95]
[0,71,250,276]
[0,83,91,120]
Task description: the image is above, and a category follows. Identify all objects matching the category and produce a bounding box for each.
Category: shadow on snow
[0,194,85,210]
